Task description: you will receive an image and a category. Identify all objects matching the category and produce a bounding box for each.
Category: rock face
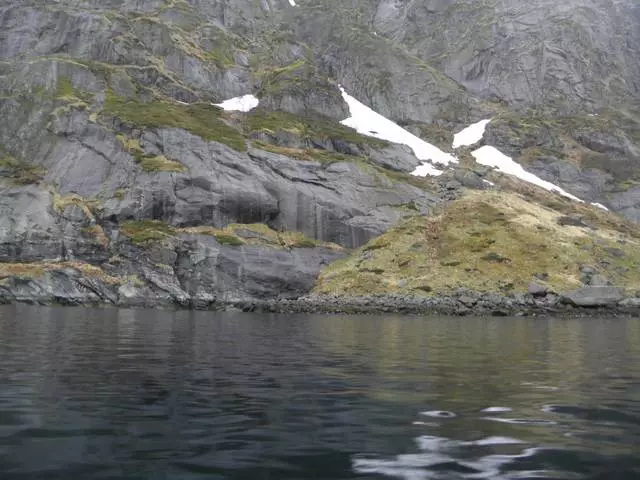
[0,0,638,307]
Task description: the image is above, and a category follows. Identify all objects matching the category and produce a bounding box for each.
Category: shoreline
[2,290,639,317]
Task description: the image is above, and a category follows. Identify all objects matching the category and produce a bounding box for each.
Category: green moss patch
[316,190,640,296]
[120,220,176,245]
[104,92,246,151]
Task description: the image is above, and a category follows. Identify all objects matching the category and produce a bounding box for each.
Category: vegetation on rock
[104,92,247,151]
[316,189,640,296]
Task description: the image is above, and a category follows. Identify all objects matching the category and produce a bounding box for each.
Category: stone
[588,275,611,287]
[604,247,625,258]
[557,216,589,228]
[561,287,625,307]
[458,295,477,307]
[528,282,548,297]
[580,265,597,275]
[619,298,640,307]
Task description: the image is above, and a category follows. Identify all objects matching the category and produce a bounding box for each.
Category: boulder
[561,287,625,307]
[527,282,548,297]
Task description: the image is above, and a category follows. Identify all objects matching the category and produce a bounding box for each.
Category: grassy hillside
[315,189,640,295]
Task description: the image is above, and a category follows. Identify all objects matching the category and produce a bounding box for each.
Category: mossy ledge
[120,220,342,250]
[0,261,122,285]
[316,190,640,296]
[182,223,343,250]
[104,92,247,152]
[245,109,388,149]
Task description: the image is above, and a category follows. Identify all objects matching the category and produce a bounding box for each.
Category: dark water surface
[0,306,639,479]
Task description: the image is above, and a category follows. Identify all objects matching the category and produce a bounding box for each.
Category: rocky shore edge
[1,275,639,317]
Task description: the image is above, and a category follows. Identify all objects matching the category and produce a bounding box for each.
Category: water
[0,306,639,479]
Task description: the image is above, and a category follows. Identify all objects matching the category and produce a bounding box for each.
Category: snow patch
[339,87,457,177]
[471,146,583,202]
[288,0,297,5]
[591,202,609,211]
[213,94,259,112]
[452,119,491,149]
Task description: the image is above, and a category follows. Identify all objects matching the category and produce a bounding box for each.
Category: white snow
[471,146,583,202]
[288,0,297,5]
[452,119,491,149]
[592,202,609,211]
[338,87,457,177]
[213,94,259,112]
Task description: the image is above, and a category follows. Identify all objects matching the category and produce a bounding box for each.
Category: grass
[120,220,176,245]
[315,190,640,296]
[213,233,244,246]
[55,76,94,105]
[138,155,186,173]
[104,91,247,151]
[0,261,121,285]
[245,109,388,149]
[251,142,361,164]
[116,134,187,173]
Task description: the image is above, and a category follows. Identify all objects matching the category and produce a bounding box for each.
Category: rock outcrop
[0,0,638,309]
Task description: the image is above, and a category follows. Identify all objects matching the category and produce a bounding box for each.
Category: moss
[113,188,127,200]
[246,108,387,148]
[316,190,640,295]
[180,223,341,250]
[52,192,96,219]
[139,155,186,173]
[56,76,75,98]
[214,233,245,246]
[116,133,187,173]
[373,165,439,192]
[120,220,176,245]
[104,91,247,151]
[55,76,94,104]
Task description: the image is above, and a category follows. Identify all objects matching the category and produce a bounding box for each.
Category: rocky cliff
[0,0,638,310]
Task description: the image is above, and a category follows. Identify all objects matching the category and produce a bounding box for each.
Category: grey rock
[619,297,640,307]
[588,275,611,287]
[528,282,548,297]
[604,247,625,258]
[0,182,62,262]
[561,287,625,307]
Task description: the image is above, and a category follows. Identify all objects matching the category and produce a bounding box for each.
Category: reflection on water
[0,306,639,479]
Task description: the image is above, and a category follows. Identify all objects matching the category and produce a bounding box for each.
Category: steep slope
[0,0,639,309]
